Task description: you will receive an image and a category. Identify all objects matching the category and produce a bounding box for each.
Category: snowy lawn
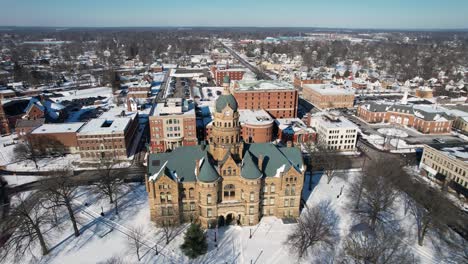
[4,171,463,264]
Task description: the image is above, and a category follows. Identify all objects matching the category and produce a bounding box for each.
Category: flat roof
[304,84,355,95]
[152,98,195,117]
[234,80,295,91]
[314,113,358,129]
[239,109,273,125]
[78,109,136,135]
[429,144,468,163]
[31,122,85,134]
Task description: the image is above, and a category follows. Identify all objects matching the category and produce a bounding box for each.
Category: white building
[311,112,358,151]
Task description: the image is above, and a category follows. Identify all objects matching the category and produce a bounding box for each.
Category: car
[432,138,445,144]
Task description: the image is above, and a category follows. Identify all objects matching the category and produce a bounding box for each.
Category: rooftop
[313,112,358,129]
[234,80,295,91]
[239,109,273,126]
[31,122,85,134]
[152,98,195,117]
[78,110,136,135]
[303,84,355,95]
[430,144,468,163]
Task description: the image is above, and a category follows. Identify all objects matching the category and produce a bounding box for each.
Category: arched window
[227,167,232,175]
[182,188,186,198]
[224,184,235,199]
[271,184,276,193]
[189,188,194,198]
[160,192,166,203]
[207,194,212,205]
[285,184,290,196]
[291,184,296,195]
[167,193,172,202]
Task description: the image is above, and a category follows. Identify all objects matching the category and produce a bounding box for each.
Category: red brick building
[275,118,316,145]
[293,75,323,88]
[149,98,197,153]
[358,102,453,134]
[77,110,140,160]
[232,80,298,119]
[29,123,85,153]
[302,84,355,109]
[211,66,245,86]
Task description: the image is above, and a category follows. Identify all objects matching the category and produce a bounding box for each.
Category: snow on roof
[234,80,295,91]
[54,87,112,102]
[152,98,195,117]
[440,146,468,162]
[314,113,358,129]
[78,109,136,135]
[303,84,355,95]
[31,122,85,134]
[239,109,273,126]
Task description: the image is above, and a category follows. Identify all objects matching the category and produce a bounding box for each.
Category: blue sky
[1,0,467,29]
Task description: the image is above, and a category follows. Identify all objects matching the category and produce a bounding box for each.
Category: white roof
[31,122,85,134]
[304,84,355,95]
[239,109,273,126]
[234,80,295,91]
[78,110,136,135]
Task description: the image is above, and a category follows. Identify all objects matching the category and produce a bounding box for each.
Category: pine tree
[180,223,207,259]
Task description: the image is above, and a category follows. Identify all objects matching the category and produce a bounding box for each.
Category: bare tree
[127,225,146,261]
[353,158,399,229]
[99,255,127,264]
[13,137,41,169]
[285,200,339,259]
[408,189,449,246]
[93,159,124,215]
[0,193,51,261]
[341,224,417,264]
[40,167,81,237]
[159,221,178,245]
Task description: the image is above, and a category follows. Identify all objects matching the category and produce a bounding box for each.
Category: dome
[215,94,238,113]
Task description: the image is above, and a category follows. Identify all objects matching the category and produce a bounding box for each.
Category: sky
[1,0,467,29]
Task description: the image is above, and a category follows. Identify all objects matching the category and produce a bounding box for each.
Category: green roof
[223,75,230,84]
[198,152,220,183]
[241,151,262,179]
[245,143,303,177]
[147,143,303,183]
[148,146,207,182]
[215,94,238,113]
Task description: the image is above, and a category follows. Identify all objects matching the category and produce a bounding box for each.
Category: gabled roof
[241,151,262,180]
[245,143,303,177]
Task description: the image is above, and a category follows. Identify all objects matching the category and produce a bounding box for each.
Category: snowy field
[3,170,463,264]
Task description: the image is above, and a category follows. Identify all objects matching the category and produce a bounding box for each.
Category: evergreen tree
[180,223,207,259]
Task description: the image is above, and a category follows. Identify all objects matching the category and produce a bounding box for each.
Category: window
[263,185,268,193]
[167,193,172,202]
[262,199,267,205]
[241,190,245,200]
[207,194,212,205]
[224,184,235,199]
[270,197,275,205]
[250,192,255,202]
[207,208,213,217]
[285,184,290,196]
[270,184,275,193]
[291,184,296,195]
[284,199,289,207]
[249,206,254,214]
[160,192,166,203]
[190,202,195,211]
[290,198,295,207]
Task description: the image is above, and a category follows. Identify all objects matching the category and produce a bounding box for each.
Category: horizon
[1,0,468,30]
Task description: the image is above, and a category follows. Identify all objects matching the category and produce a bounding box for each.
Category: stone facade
[146,78,305,228]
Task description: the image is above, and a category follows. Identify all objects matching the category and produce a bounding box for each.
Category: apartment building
[232,80,298,118]
[149,98,197,153]
[420,144,468,191]
[302,84,355,109]
[311,112,358,151]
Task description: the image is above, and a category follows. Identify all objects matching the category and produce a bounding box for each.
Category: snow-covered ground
[1,175,43,185]
[377,127,409,138]
[4,171,462,263]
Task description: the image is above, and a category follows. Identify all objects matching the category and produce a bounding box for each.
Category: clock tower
[209,75,243,161]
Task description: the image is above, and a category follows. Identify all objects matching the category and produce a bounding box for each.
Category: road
[221,42,272,80]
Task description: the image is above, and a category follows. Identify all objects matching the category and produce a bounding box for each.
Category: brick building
[127,82,151,100]
[211,65,245,86]
[15,118,45,138]
[0,102,10,135]
[146,85,305,228]
[77,110,139,160]
[29,122,85,154]
[419,144,467,194]
[357,102,453,134]
[302,84,355,109]
[149,98,197,153]
[293,75,323,88]
[275,118,316,145]
[231,80,298,118]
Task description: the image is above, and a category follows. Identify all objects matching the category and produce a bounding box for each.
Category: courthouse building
[145,76,305,228]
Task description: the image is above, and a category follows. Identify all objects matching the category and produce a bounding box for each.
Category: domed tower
[209,75,243,161]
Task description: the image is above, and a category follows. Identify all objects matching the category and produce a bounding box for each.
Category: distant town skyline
[1,0,468,29]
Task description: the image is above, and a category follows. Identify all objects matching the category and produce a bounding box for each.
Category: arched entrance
[226,213,234,225]
[218,215,225,226]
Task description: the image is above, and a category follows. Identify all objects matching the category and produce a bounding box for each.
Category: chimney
[258,155,264,171]
[287,141,293,148]
[195,159,200,175]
